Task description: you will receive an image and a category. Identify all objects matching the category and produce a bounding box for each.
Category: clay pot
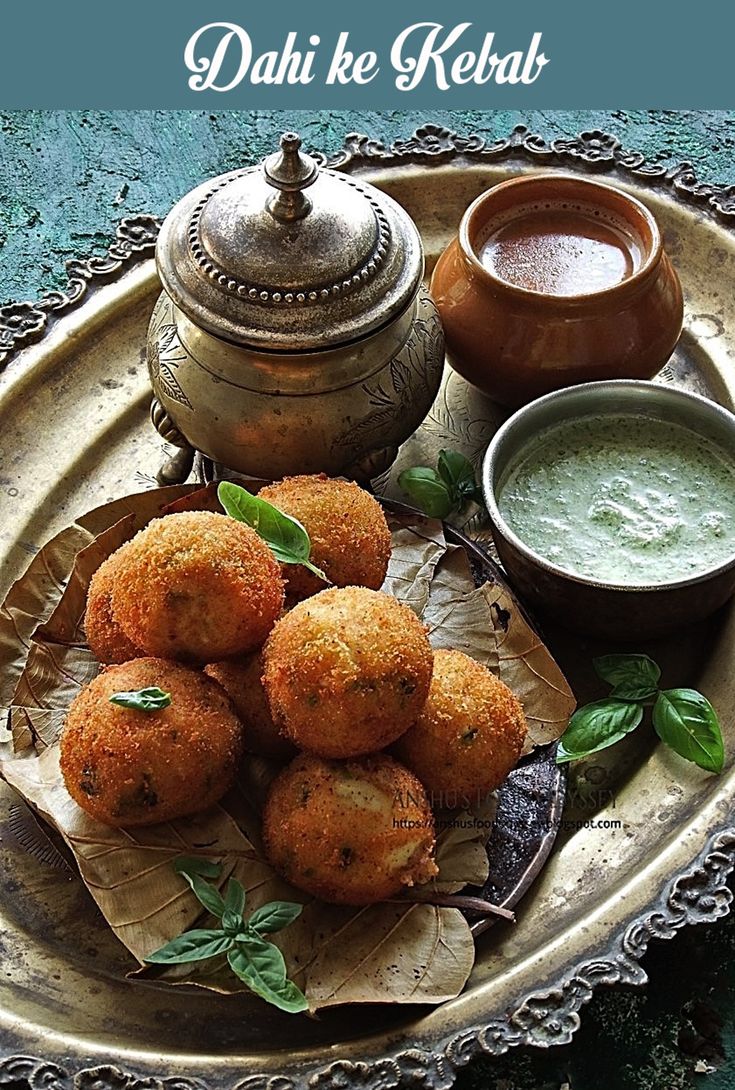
[431,173,683,407]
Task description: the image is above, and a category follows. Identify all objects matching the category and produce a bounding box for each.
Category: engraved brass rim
[1,124,735,1090]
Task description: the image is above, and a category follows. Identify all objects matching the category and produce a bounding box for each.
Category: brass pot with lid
[147,132,445,483]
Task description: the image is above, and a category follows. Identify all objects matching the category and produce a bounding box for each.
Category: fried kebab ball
[205,650,296,761]
[263,752,438,904]
[60,657,244,827]
[258,474,392,601]
[393,648,527,800]
[109,511,284,663]
[263,586,433,758]
[84,544,142,664]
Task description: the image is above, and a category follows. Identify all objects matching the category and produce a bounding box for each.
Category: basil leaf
[174,856,222,880]
[556,700,644,763]
[217,481,327,580]
[222,910,243,937]
[398,468,454,519]
[228,939,308,1014]
[593,654,661,700]
[608,681,659,701]
[145,929,233,964]
[109,687,171,711]
[248,901,303,935]
[178,872,226,919]
[437,450,476,497]
[653,689,725,773]
[224,878,246,917]
[240,934,287,982]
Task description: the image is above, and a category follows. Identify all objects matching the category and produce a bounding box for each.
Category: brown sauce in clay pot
[478,204,643,296]
[430,173,683,406]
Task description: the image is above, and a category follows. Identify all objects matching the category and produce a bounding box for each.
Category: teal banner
[0,0,732,108]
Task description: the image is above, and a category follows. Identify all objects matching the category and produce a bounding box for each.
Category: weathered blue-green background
[3,110,735,303]
[1,109,734,1090]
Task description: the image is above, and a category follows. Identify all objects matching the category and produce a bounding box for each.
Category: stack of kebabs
[61,475,527,906]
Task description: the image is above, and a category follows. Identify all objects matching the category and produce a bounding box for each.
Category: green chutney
[497,413,735,584]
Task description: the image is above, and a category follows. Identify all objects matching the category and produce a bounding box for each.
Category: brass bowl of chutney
[431,173,683,407]
[482,381,735,641]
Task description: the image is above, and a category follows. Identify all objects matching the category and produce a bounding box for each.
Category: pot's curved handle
[263,132,318,224]
[150,398,195,485]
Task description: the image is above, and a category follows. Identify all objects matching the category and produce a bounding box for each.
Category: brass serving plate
[1,125,735,1090]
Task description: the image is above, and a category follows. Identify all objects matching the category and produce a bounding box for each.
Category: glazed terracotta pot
[431,173,683,407]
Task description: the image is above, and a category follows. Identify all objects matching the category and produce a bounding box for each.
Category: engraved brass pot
[147,133,444,481]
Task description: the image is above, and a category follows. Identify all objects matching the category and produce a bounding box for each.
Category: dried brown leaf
[278,900,475,1009]
[426,793,498,894]
[420,542,575,753]
[1,746,259,961]
[0,486,574,1011]
[381,515,447,615]
[0,525,92,709]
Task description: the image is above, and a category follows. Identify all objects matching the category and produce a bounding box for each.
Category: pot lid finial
[263,132,318,222]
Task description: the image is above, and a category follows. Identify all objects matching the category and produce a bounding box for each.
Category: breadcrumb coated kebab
[109,511,285,662]
[393,648,527,797]
[60,657,244,826]
[84,544,142,665]
[263,752,438,905]
[263,586,433,758]
[258,474,391,601]
[205,649,296,761]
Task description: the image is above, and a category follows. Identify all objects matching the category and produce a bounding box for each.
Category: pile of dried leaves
[0,484,574,1011]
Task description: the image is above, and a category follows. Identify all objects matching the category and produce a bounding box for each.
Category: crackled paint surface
[1,109,735,302]
[1,109,735,1090]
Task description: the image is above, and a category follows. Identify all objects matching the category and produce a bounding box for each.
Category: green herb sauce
[497,414,735,584]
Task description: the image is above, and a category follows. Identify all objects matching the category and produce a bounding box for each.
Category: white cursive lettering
[326,32,379,84]
[391,22,471,92]
[184,23,252,92]
[182,22,550,94]
[390,23,549,90]
[521,33,549,84]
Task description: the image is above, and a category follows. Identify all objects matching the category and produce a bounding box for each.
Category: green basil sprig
[556,699,643,763]
[652,688,724,774]
[109,687,172,711]
[557,654,724,774]
[593,653,661,701]
[145,856,307,1014]
[218,481,327,582]
[399,450,484,520]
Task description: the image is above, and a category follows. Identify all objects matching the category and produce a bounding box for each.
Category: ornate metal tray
[1,126,735,1090]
